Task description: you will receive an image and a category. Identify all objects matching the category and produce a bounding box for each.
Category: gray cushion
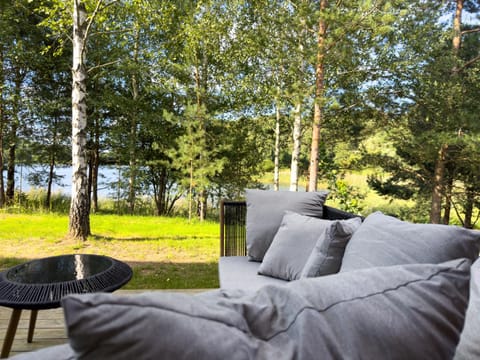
[301,216,362,278]
[340,211,480,271]
[61,258,470,360]
[454,257,480,359]
[218,256,287,291]
[245,189,328,261]
[9,344,76,360]
[258,212,361,280]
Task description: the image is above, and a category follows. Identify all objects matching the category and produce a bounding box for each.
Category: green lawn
[0,213,220,289]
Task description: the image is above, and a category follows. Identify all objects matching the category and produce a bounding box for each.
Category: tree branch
[84,0,119,43]
[453,53,480,73]
[461,27,480,35]
[87,59,121,73]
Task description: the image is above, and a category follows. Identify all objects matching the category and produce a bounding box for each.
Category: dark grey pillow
[301,216,362,278]
[246,189,328,261]
[61,258,470,360]
[340,211,480,272]
[454,257,480,360]
[258,212,361,281]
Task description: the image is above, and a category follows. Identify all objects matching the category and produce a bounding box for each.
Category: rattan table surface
[0,254,132,310]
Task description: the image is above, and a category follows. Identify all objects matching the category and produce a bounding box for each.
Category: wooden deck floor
[0,289,207,358]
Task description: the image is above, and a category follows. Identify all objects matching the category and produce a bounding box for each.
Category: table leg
[1,308,22,359]
[27,310,38,343]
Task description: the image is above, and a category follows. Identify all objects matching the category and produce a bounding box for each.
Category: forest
[1,1,480,237]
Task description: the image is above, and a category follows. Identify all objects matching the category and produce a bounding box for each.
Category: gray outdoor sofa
[10,189,480,359]
[218,195,362,291]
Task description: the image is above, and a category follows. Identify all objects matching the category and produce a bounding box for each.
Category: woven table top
[0,254,132,310]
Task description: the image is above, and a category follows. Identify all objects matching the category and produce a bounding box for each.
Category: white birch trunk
[69,0,90,239]
[273,100,281,191]
[289,102,302,192]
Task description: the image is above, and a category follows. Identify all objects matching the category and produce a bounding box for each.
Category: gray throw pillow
[454,257,480,360]
[61,258,470,360]
[340,211,480,272]
[246,189,328,261]
[301,216,362,278]
[258,212,361,281]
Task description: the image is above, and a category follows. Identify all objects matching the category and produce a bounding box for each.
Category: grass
[0,213,220,289]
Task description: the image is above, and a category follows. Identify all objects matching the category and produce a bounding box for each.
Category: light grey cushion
[9,344,76,359]
[245,189,328,261]
[258,212,361,280]
[341,211,480,272]
[61,258,470,360]
[218,256,287,291]
[454,257,480,359]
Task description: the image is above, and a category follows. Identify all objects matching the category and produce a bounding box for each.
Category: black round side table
[0,254,132,358]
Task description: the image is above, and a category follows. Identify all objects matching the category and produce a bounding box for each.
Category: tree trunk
[290,101,302,192]
[90,133,100,213]
[464,186,474,229]
[453,0,463,53]
[442,175,453,225]
[5,130,16,204]
[0,47,5,207]
[273,99,281,191]
[199,189,207,221]
[46,153,55,209]
[69,0,90,240]
[430,143,448,224]
[46,117,59,209]
[308,0,328,192]
[128,25,140,215]
[6,72,22,204]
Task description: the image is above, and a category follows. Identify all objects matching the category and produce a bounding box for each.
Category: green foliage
[2,189,70,213]
[326,172,365,214]
[1,0,479,228]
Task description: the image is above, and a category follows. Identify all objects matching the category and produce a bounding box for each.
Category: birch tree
[69,0,90,239]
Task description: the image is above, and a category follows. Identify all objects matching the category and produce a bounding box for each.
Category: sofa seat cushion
[10,344,76,360]
[218,256,287,291]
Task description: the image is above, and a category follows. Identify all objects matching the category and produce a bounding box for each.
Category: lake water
[8,165,120,198]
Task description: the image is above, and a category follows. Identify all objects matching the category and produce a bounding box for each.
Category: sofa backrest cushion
[245,189,328,261]
[61,258,471,360]
[454,257,480,359]
[258,211,361,281]
[340,211,480,272]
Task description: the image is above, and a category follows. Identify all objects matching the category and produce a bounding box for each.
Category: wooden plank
[0,289,209,358]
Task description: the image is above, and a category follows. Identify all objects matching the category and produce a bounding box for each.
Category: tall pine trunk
[430,144,448,223]
[290,102,302,191]
[464,186,474,229]
[308,0,328,191]
[430,0,463,223]
[69,0,90,240]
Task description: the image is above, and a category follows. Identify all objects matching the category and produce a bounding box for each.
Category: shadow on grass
[0,257,219,290]
[89,234,215,242]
